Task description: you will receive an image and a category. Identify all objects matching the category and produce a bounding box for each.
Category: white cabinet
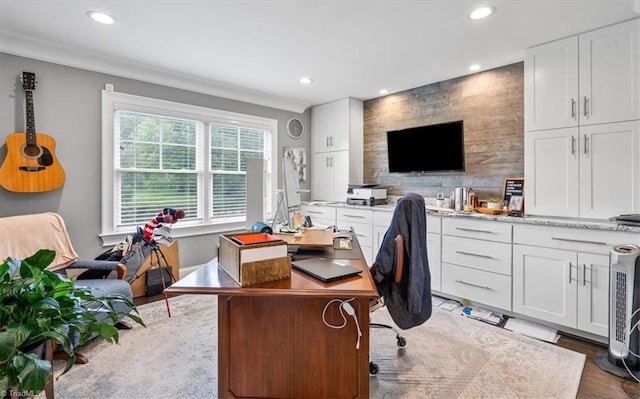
[336,207,373,264]
[525,121,640,218]
[427,215,442,292]
[312,151,349,202]
[301,204,336,227]
[441,218,512,310]
[512,224,640,337]
[525,19,640,219]
[525,19,640,131]
[311,98,363,202]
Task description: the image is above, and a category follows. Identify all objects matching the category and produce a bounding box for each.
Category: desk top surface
[166,235,377,298]
[273,228,333,247]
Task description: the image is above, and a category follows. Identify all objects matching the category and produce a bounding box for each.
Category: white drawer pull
[551,237,607,246]
[342,214,366,219]
[455,280,492,290]
[455,250,494,259]
[456,227,494,234]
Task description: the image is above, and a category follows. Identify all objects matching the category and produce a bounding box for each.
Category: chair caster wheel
[369,361,379,375]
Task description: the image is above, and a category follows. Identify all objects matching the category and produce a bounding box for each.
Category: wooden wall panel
[363,62,524,201]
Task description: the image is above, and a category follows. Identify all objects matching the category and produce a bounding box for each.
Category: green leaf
[16,352,52,392]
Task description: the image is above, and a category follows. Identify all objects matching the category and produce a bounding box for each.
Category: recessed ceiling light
[469,64,481,71]
[299,77,313,85]
[469,6,496,20]
[379,89,389,95]
[87,11,116,25]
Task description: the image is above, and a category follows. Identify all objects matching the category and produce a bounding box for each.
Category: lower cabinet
[512,244,609,336]
[302,205,336,228]
[441,218,512,310]
[336,207,373,265]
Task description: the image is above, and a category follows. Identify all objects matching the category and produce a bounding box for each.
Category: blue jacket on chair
[370,193,432,329]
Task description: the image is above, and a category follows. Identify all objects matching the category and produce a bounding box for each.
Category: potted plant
[0,249,145,396]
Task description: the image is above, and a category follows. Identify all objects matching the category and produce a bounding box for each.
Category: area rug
[47,294,585,399]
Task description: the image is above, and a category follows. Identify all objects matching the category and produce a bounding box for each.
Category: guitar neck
[25,90,37,146]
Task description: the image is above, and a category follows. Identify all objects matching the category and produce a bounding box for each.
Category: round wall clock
[287,118,304,139]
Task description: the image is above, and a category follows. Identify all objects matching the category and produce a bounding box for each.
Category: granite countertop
[303,201,640,233]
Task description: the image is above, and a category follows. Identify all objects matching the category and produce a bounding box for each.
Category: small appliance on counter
[346,184,387,206]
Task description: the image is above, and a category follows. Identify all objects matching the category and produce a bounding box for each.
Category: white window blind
[101,90,277,243]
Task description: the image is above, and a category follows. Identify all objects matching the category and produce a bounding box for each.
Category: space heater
[595,244,640,378]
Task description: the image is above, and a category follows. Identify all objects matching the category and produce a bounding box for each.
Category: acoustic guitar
[0,72,65,192]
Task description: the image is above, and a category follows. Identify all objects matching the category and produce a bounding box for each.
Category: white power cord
[322,298,362,349]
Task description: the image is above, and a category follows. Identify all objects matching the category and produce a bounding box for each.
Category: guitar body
[0,132,66,193]
[0,71,66,193]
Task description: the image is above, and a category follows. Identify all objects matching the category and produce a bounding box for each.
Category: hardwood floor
[556,334,638,399]
[135,294,636,398]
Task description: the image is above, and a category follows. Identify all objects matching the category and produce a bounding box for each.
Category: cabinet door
[525,36,579,131]
[579,19,640,125]
[427,232,441,292]
[331,150,349,201]
[330,98,351,151]
[513,245,577,328]
[577,252,609,336]
[311,153,333,201]
[579,121,640,219]
[525,128,579,217]
[312,102,332,153]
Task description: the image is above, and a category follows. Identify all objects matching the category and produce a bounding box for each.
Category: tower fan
[595,244,640,378]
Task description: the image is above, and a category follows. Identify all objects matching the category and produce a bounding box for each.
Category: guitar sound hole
[21,144,42,159]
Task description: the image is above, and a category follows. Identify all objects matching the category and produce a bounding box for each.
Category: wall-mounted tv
[386,120,465,173]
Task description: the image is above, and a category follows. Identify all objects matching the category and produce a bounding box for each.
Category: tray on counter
[474,207,509,215]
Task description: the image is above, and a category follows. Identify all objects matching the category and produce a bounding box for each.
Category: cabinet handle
[455,227,494,234]
[583,96,589,117]
[455,250,494,259]
[342,214,366,219]
[551,237,607,246]
[583,264,592,286]
[330,136,334,147]
[455,280,492,290]
[330,157,334,167]
[571,135,576,155]
[569,262,575,283]
[306,210,325,215]
[571,98,576,119]
[326,137,330,147]
[583,134,588,155]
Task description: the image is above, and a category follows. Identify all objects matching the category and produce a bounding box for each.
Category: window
[101,91,277,244]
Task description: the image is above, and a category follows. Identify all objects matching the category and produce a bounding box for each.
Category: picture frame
[502,176,524,216]
[508,195,524,212]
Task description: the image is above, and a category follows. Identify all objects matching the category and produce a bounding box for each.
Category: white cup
[435,199,445,207]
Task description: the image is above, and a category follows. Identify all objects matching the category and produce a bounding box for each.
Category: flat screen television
[386,120,465,173]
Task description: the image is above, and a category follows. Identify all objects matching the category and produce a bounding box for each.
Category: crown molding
[0,30,310,114]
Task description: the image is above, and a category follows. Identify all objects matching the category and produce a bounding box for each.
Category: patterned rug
[48,294,585,398]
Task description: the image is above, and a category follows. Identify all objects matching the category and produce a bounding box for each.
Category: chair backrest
[370,192,431,329]
[0,212,78,271]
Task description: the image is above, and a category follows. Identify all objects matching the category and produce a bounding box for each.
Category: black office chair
[369,192,432,375]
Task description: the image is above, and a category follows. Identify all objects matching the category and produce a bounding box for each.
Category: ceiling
[1,1,639,113]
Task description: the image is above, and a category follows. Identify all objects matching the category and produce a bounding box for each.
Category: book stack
[218,232,290,286]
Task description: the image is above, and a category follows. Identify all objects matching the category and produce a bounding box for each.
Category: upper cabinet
[525,18,640,132]
[311,98,363,201]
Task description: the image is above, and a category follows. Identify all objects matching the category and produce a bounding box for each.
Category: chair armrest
[394,234,404,284]
[67,260,127,280]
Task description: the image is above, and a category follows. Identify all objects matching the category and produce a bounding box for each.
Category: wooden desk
[274,227,334,247]
[166,237,377,399]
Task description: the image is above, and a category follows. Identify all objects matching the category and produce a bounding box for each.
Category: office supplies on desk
[292,258,362,282]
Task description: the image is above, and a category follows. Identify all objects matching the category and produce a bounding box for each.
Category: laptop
[291,258,362,282]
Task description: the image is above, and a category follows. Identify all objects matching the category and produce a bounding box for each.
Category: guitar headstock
[21,72,37,91]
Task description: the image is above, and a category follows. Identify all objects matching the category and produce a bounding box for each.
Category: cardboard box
[218,232,290,286]
[131,242,179,298]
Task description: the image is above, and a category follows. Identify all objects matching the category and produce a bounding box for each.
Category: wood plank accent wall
[363,62,524,201]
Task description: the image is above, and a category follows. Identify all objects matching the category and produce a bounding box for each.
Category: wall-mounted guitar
[0,71,65,192]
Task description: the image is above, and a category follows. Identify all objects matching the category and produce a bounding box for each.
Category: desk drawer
[513,224,636,255]
[442,263,511,310]
[303,205,336,225]
[337,207,373,226]
[443,218,511,243]
[442,235,512,275]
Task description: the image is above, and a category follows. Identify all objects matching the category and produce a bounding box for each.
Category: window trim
[100,90,278,246]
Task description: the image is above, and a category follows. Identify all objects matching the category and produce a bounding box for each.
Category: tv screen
[386,120,465,173]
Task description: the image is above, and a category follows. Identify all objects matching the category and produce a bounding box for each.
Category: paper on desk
[309,223,332,230]
[504,318,560,343]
